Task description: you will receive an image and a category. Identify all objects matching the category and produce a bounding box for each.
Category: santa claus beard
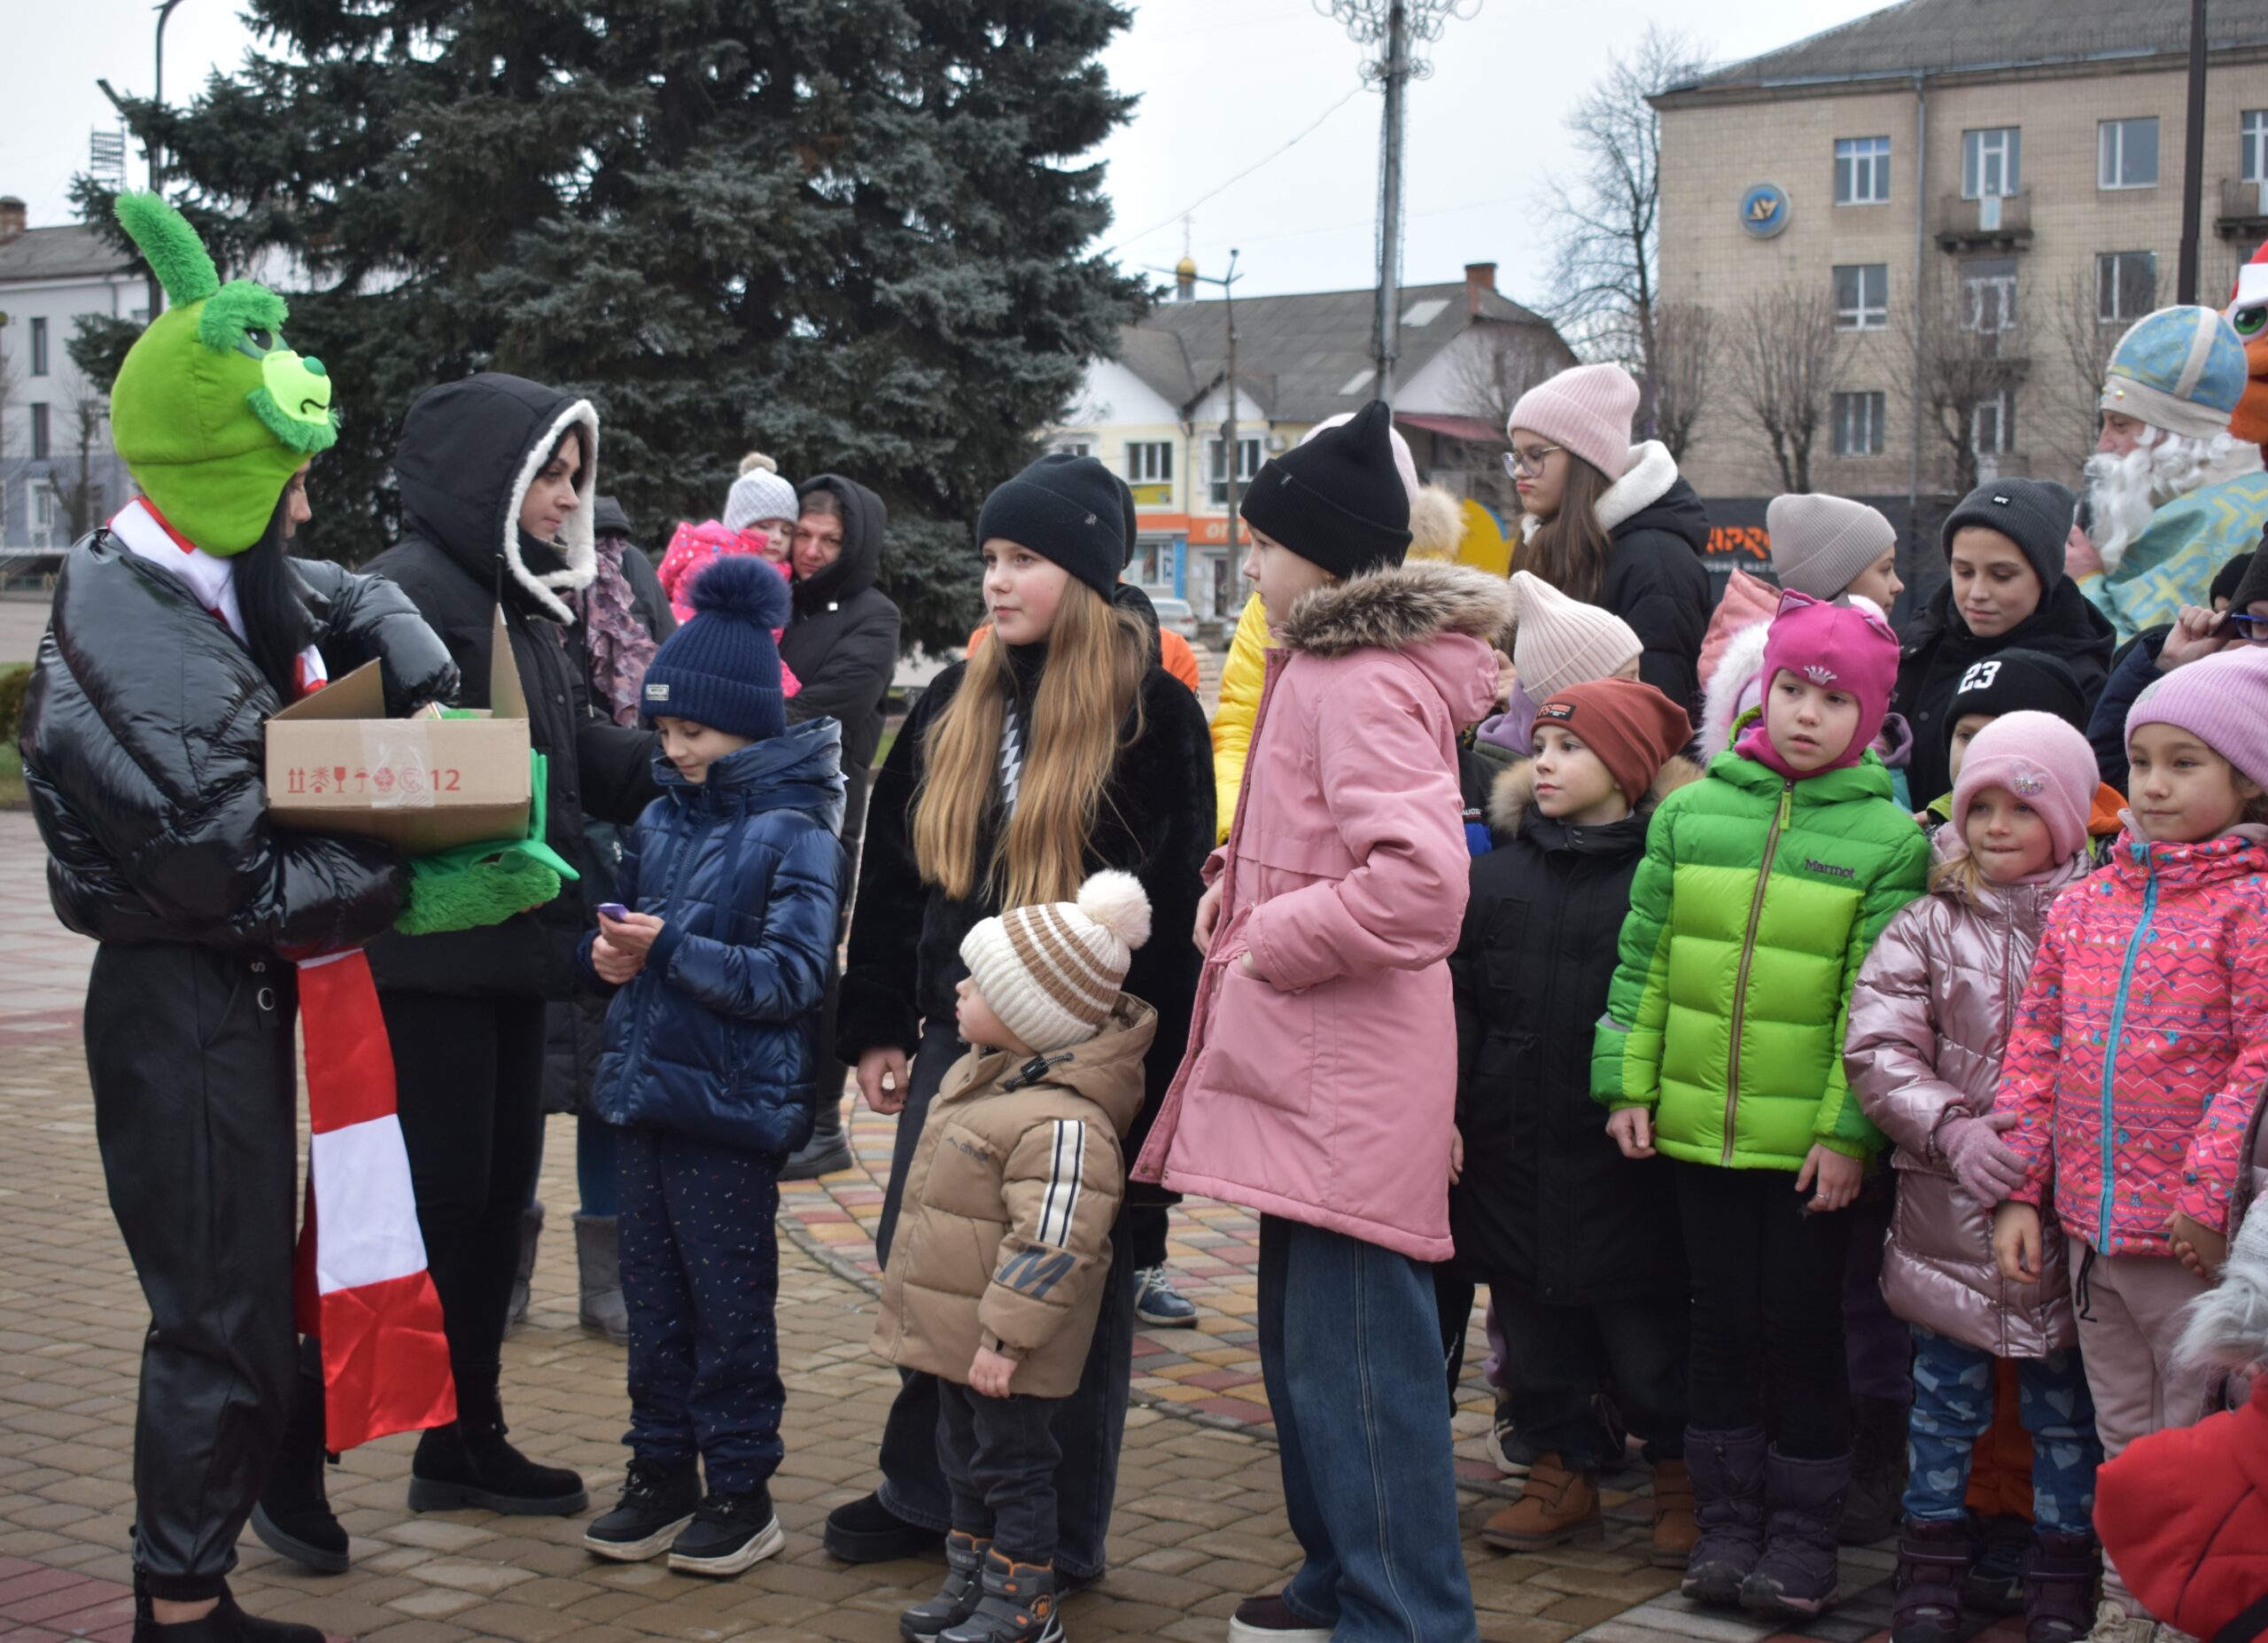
[2082,442,2163,574]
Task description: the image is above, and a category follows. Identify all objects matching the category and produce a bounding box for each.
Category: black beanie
[1942,646,2090,763]
[2232,545,2268,612]
[2212,549,2256,608]
[1238,399,1413,579]
[975,453,1130,599]
[1940,478,2076,592]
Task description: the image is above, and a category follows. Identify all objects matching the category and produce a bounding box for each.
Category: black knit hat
[1940,478,2077,592]
[1942,646,2090,762]
[1239,399,1413,578]
[2212,549,2256,608]
[975,453,1131,599]
[2232,546,2268,612]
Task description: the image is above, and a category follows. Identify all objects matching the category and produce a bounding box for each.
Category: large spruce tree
[81,0,1145,650]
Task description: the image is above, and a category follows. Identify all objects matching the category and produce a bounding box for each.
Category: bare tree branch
[50,366,111,541]
[1649,300,1719,463]
[1723,284,1842,494]
[1895,262,2030,497]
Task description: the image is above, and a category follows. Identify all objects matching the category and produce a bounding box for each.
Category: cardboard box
[267,608,532,856]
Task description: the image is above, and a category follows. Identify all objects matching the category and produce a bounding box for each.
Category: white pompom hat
[959,870,1153,1053]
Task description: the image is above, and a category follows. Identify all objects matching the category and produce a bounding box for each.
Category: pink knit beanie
[2126,642,2268,791]
[1510,572,1642,699]
[1952,712,2099,868]
[1506,363,1641,480]
[1735,589,1900,779]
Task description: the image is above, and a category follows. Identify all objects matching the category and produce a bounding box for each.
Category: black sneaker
[668,1487,786,1577]
[584,1457,702,1561]
[1134,1265,1200,1327]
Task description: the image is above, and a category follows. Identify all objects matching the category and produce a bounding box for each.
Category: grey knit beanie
[723,452,800,532]
[1767,493,1896,601]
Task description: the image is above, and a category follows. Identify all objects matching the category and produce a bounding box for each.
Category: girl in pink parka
[1992,643,2268,1638]
[1845,713,2104,1643]
[1134,401,1510,1643]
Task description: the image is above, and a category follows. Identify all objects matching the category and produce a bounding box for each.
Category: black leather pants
[88,943,300,1601]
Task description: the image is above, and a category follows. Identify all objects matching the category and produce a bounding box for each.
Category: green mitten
[392,751,580,936]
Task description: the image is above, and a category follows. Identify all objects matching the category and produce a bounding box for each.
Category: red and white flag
[292,950,455,1450]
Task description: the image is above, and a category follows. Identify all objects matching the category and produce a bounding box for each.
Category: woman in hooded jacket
[358,372,661,1521]
[1503,364,1713,715]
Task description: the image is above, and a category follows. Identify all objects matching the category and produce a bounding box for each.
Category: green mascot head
[108,192,338,555]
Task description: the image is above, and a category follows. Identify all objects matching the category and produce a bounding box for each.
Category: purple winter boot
[1682,1425,1767,1606]
[1889,1518,1972,1642]
[1739,1447,1848,1620]
[2021,1531,2101,1643]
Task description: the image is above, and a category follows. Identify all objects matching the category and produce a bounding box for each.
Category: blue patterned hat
[2101,305,2249,440]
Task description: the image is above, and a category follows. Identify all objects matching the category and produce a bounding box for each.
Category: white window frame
[1835,136,1892,206]
[2099,118,2160,190]
[1962,261,2020,337]
[1205,435,1261,507]
[1125,440,1172,485]
[1962,128,2021,199]
[2245,109,2268,184]
[34,485,56,534]
[2097,251,2159,324]
[28,316,47,378]
[1833,264,1889,331]
[1831,392,1886,458]
[1050,438,1092,459]
[1972,390,2016,460]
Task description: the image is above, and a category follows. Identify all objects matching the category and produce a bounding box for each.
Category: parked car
[1149,596,1200,641]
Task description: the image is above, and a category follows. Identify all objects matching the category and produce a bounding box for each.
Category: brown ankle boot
[1480,1453,1603,1552]
[1650,1458,1698,1569]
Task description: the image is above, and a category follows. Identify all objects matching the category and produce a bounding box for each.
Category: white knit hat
[959,871,1153,1054]
[1510,572,1642,700]
[723,452,799,532]
[1767,493,1896,601]
[1506,363,1641,480]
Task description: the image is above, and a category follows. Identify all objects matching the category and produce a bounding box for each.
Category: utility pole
[96,0,188,322]
[1148,250,1246,616]
[2179,0,2209,304]
[1319,0,1477,407]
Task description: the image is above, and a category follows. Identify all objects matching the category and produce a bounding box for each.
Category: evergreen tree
[79,0,1146,651]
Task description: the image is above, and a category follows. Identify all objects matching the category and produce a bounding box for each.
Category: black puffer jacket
[364,373,658,1001]
[836,650,1214,1181]
[781,475,901,853]
[1449,758,1698,1300]
[1893,576,2117,807]
[21,533,455,958]
[1588,440,1713,714]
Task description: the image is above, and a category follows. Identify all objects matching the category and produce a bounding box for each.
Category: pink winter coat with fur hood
[1133,560,1514,1261]
[1845,837,2085,1358]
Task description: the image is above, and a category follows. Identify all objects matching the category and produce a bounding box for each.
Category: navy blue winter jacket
[581,718,849,1155]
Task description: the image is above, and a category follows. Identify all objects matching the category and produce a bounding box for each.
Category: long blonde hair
[913,582,1147,907]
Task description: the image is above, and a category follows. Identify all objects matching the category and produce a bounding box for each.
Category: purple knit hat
[2126,642,2268,791]
[1952,712,2099,868]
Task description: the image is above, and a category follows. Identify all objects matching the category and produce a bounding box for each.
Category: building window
[2097,251,2159,323]
[1962,128,2022,199]
[1833,264,1889,331]
[2245,110,2268,183]
[1835,136,1892,205]
[1973,390,2016,458]
[28,316,47,377]
[35,486,55,535]
[1962,258,2020,338]
[1050,438,1091,459]
[1206,436,1261,507]
[1125,441,1172,484]
[2099,118,2160,189]
[28,402,49,461]
[1832,392,1886,457]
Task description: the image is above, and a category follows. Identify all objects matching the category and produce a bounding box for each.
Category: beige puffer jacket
[1845,845,2085,1358]
[873,999,1155,1398]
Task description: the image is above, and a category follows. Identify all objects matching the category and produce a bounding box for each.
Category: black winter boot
[826,1491,945,1562]
[1682,1424,1767,1605]
[132,1577,322,1643]
[939,1549,1064,1643]
[1890,1517,1972,1642]
[782,1091,852,1181]
[901,1530,991,1642]
[2021,1530,2101,1643]
[248,1337,348,1574]
[1839,1394,1909,1545]
[1740,1448,1847,1620]
[408,1387,587,1515]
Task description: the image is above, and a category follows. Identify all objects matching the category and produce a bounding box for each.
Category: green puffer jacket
[1592,749,1930,1169]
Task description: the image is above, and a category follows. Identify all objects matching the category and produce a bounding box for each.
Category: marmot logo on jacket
[1804,857,1857,879]
[944,1133,993,1163]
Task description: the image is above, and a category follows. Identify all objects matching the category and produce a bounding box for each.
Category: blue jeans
[1902,1328,2100,1534]
[1259,1215,1478,1643]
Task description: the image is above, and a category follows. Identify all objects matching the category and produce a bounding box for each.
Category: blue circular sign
[1738,183,1792,239]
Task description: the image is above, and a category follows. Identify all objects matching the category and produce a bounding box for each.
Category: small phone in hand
[598,902,629,922]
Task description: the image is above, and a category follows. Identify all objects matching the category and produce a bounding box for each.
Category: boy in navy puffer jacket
[574,557,847,1577]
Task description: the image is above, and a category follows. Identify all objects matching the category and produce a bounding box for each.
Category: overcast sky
[4,0,1882,308]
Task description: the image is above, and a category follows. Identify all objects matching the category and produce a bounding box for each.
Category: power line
[1102,82,1366,256]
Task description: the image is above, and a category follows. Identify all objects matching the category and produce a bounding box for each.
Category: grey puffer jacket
[1845,839,2085,1358]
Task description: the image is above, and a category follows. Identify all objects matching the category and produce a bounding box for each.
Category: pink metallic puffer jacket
[2000,824,2268,1255]
[1845,844,2085,1358]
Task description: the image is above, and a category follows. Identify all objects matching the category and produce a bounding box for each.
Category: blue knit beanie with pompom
[639,556,790,739]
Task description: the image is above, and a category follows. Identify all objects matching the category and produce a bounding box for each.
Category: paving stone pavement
[0,809,1978,1641]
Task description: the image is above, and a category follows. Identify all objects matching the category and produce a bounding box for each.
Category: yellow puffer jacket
[1209,593,1270,844]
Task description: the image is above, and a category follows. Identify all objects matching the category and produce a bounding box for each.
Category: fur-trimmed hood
[1275,558,1516,658]
[1487,753,1704,838]
[1700,618,1771,758]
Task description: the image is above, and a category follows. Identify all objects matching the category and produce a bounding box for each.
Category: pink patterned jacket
[1999,824,2268,1254]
